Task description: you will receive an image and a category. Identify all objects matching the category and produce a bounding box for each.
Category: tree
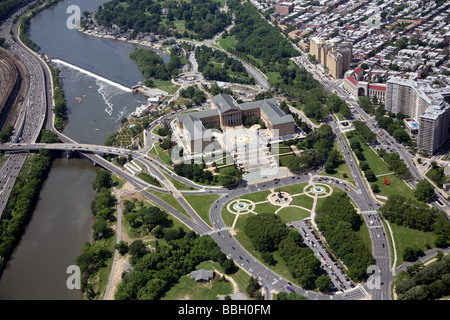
[220,166,242,187]
[222,258,237,274]
[128,240,148,258]
[40,130,60,144]
[365,170,376,182]
[360,161,370,171]
[92,170,112,191]
[245,213,289,252]
[403,246,423,262]
[116,241,129,255]
[434,235,448,248]
[414,180,435,203]
[371,183,380,193]
[315,274,332,293]
[92,218,110,240]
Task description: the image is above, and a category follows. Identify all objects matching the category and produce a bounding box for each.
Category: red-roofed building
[347,76,357,86]
[343,69,387,102]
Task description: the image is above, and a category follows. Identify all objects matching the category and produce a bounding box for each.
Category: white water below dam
[51,58,133,93]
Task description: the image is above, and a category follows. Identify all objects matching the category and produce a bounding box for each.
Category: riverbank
[0,131,59,278]
[78,28,166,52]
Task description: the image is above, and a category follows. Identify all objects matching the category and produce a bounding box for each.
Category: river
[0,0,157,299]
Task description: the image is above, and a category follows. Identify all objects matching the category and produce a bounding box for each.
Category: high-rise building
[385,77,450,154]
[417,104,450,154]
[309,37,353,79]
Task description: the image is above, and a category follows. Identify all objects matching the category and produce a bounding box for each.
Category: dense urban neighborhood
[0,0,449,307]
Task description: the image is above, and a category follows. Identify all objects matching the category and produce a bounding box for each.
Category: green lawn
[277,207,310,223]
[147,190,191,219]
[356,220,373,255]
[291,194,314,210]
[184,194,221,227]
[278,153,296,167]
[149,143,172,166]
[161,265,233,300]
[152,79,181,95]
[221,206,236,228]
[372,174,416,200]
[239,190,271,203]
[162,171,196,190]
[346,133,390,176]
[266,71,282,85]
[344,132,416,200]
[112,175,126,189]
[253,202,279,215]
[217,35,238,50]
[389,222,437,267]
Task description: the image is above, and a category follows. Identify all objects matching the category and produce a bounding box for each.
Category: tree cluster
[130,47,181,82]
[326,93,351,118]
[227,0,297,71]
[0,0,33,21]
[0,125,14,143]
[0,130,58,265]
[413,180,435,203]
[278,234,324,290]
[174,161,214,185]
[377,148,410,180]
[378,194,450,245]
[375,108,411,146]
[114,234,230,300]
[179,85,207,106]
[244,213,289,252]
[195,46,254,85]
[95,0,230,40]
[276,292,308,300]
[219,166,242,188]
[49,66,68,131]
[316,193,374,281]
[244,212,327,290]
[123,200,172,237]
[286,125,334,172]
[394,254,450,300]
[352,121,376,144]
[427,162,450,188]
[0,149,53,262]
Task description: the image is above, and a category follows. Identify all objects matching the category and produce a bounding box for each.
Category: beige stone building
[310,37,353,79]
[177,94,296,154]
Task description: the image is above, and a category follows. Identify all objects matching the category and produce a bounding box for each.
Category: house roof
[346,76,358,86]
[190,269,214,282]
[240,99,294,126]
[368,84,387,91]
[177,113,213,140]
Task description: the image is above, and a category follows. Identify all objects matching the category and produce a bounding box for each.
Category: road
[0,5,48,220]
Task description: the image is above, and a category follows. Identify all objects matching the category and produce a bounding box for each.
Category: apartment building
[310,37,353,79]
[385,77,450,154]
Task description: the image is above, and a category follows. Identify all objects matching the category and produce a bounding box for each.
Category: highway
[0,5,48,220]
